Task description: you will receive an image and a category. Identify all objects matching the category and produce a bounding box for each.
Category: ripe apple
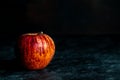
[17,32,55,70]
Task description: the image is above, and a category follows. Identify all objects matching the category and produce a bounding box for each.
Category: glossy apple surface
[18,32,55,70]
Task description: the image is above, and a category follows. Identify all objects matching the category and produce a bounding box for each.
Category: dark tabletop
[0,36,120,80]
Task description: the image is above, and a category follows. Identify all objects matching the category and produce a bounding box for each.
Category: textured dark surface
[0,36,120,80]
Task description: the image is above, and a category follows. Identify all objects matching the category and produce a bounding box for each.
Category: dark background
[0,0,120,39]
[1,1,120,79]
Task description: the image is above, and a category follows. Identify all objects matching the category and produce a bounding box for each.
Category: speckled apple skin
[18,33,55,70]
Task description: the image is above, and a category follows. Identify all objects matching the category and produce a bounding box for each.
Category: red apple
[18,32,55,70]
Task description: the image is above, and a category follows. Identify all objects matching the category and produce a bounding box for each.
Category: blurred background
[0,0,120,39]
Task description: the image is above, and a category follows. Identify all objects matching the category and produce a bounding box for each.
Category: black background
[0,0,120,40]
[0,1,120,79]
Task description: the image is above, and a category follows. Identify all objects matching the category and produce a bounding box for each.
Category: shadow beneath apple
[0,61,61,80]
[0,59,62,80]
[0,41,32,72]
[0,59,25,72]
[0,42,25,72]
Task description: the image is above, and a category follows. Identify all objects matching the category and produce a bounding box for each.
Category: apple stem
[41,31,43,34]
[38,31,43,35]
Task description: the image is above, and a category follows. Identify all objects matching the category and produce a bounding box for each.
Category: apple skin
[17,32,55,70]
